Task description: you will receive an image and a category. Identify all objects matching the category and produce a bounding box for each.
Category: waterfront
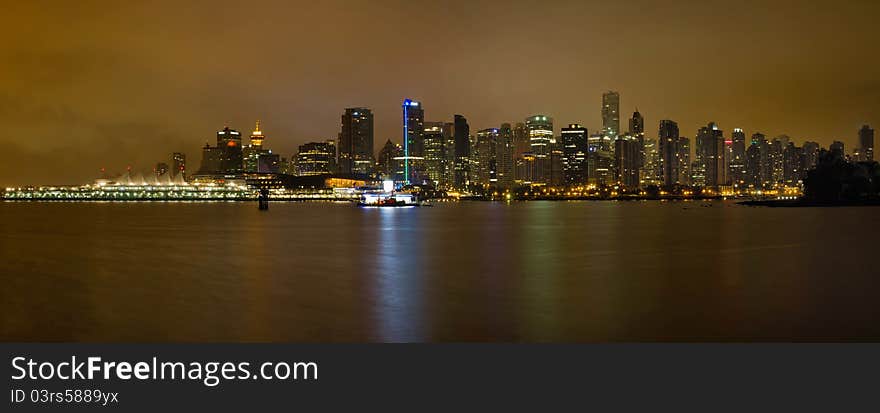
[1,201,878,342]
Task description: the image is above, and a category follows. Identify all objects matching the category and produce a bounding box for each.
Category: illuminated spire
[251,119,265,147]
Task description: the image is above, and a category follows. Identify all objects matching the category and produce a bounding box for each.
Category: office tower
[695,122,724,188]
[244,120,270,173]
[658,120,680,187]
[171,152,186,179]
[473,128,499,186]
[640,138,661,187]
[859,124,874,162]
[513,122,530,158]
[602,91,620,139]
[423,122,447,185]
[587,131,613,185]
[629,110,645,167]
[730,128,747,185]
[497,123,515,188]
[155,162,169,177]
[515,153,537,185]
[802,141,820,170]
[453,115,470,188]
[550,138,564,186]
[526,115,554,184]
[377,139,405,182]
[561,124,588,185]
[339,108,374,176]
[615,135,640,190]
[295,140,336,176]
[677,137,690,186]
[401,99,425,183]
[198,126,243,174]
[440,122,455,187]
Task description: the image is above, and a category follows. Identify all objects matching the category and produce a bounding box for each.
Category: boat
[358,191,420,207]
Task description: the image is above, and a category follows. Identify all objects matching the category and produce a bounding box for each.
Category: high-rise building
[730,128,747,186]
[561,124,588,186]
[423,122,447,185]
[295,140,337,176]
[802,141,820,171]
[677,137,690,186]
[513,122,530,158]
[602,91,620,139]
[198,126,243,174]
[746,133,770,189]
[526,115,554,184]
[339,108,374,176]
[453,114,470,188]
[629,110,645,168]
[782,142,804,185]
[587,131,613,185]
[614,135,640,190]
[401,99,425,183]
[769,137,786,186]
[171,152,186,179]
[859,124,874,162]
[829,140,845,159]
[244,120,271,173]
[658,120,680,187]
[474,128,499,186]
[640,138,661,187]
[695,122,725,188]
[376,139,405,182]
[496,123,515,189]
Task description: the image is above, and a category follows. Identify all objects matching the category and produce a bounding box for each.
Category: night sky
[2,0,877,186]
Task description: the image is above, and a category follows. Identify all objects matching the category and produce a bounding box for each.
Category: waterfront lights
[383,180,394,193]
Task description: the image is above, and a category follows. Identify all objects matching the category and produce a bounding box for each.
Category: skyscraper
[474,128,499,185]
[197,126,243,175]
[658,119,680,187]
[695,122,725,188]
[402,99,425,183]
[602,91,620,139]
[802,141,820,170]
[339,108,374,176]
[859,124,874,162]
[377,139,405,182]
[423,122,447,185]
[561,124,588,186]
[629,110,645,168]
[730,128,747,186]
[453,114,470,188]
[526,115,554,184]
[614,135,640,190]
[496,123,515,189]
[243,120,270,173]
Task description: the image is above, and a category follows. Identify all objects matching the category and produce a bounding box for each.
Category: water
[1,200,878,342]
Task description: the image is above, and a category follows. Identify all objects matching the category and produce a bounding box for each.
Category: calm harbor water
[1,200,878,342]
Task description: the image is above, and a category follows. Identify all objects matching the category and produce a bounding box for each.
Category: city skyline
[2,1,878,186]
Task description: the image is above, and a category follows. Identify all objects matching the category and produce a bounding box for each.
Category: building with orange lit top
[198,126,244,174]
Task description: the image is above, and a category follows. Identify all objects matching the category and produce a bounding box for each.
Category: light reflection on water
[1,201,879,342]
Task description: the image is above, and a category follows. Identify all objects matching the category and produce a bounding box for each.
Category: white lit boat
[357,180,420,207]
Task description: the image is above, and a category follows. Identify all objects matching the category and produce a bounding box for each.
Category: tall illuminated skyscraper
[243,120,270,173]
[453,114,470,188]
[658,119,680,187]
[730,128,747,185]
[497,123,515,188]
[526,115,553,184]
[475,128,499,185]
[561,124,588,185]
[602,91,620,139]
[339,108,374,176]
[402,99,425,183]
[629,110,645,167]
[423,122,447,185]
